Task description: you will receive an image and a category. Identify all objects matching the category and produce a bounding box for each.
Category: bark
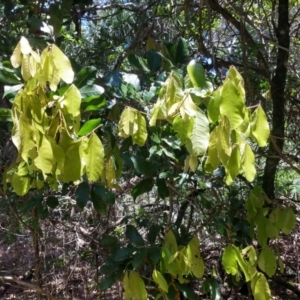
[262,0,290,199]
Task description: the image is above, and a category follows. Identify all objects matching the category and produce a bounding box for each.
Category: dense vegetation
[0,0,299,299]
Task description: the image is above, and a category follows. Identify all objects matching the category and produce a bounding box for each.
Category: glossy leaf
[75,181,90,209]
[78,118,101,136]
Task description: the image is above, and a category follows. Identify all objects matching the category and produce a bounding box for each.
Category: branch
[207,0,270,78]
[0,276,67,300]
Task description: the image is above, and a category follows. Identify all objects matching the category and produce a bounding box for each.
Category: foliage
[0,0,300,299]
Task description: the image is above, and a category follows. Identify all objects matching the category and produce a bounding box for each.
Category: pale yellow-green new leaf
[204,128,221,172]
[19,114,36,163]
[129,271,147,300]
[123,271,131,300]
[185,109,209,156]
[12,173,31,196]
[172,115,194,145]
[39,50,61,91]
[258,246,277,277]
[64,140,83,182]
[51,44,74,84]
[152,269,168,293]
[216,115,231,166]
[119,108,148,146]
[119,107,138,137]
[11,37,32,68]
[58,84,81,118]
[242,142,256,182]
[225,144,242,185]
[105,156,116,188]
[184,155,198,172]
[164,230,178,254]
[21,54,32,81]
[85,133,104,182]
[250,105,270,147]
[186,236,204,278]
[132,117,147,146]
[222,245,238,276]
[220,67,246,129]
[252,273,271,300]
[34,135,55,175]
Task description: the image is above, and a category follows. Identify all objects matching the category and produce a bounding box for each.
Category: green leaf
[258,246,277,277]
[208,88,221,122]
[242,142,256,182]
[205,128,221,172]
[34,136,55,175]
[251,105,270,147]
[75,181,90,209]
[78,118,101,136]
[46,196,59,209]
[125,225,145,246]
[187,60,206,89]
[153,269,168,293]
[85,133,104,182]
[257,213,268,247]
[186,236,204,278]
[131,178,154,200]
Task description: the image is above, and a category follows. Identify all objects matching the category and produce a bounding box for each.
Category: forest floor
[0,197,300,300]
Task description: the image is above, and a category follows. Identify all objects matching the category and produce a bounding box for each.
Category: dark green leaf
[131,178,154,200]
[175,37,189,64]
[75,181,90,209]
[100,235,119,248]
[74,66,97,88]
[125,225,145,246]
[98,275,117,290]
[121,153,158,176]
[131,248,147,268]
[147,224,161,244]
[146,50,162,73]
[0,108,12,122]
[175,282,197,300]
[128,53,150,72]
[79,84,104,98]
[46,196,59,209]
[201,278,221,300]
[78,118,101,136]
[111,247,135,262]
[91,184,115,204]
[156,178,169,199]
[148,247,161,264]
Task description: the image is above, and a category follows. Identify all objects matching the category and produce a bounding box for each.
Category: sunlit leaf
[153,269,168,292]
[242,142,256,182]
[251,105,270,147]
